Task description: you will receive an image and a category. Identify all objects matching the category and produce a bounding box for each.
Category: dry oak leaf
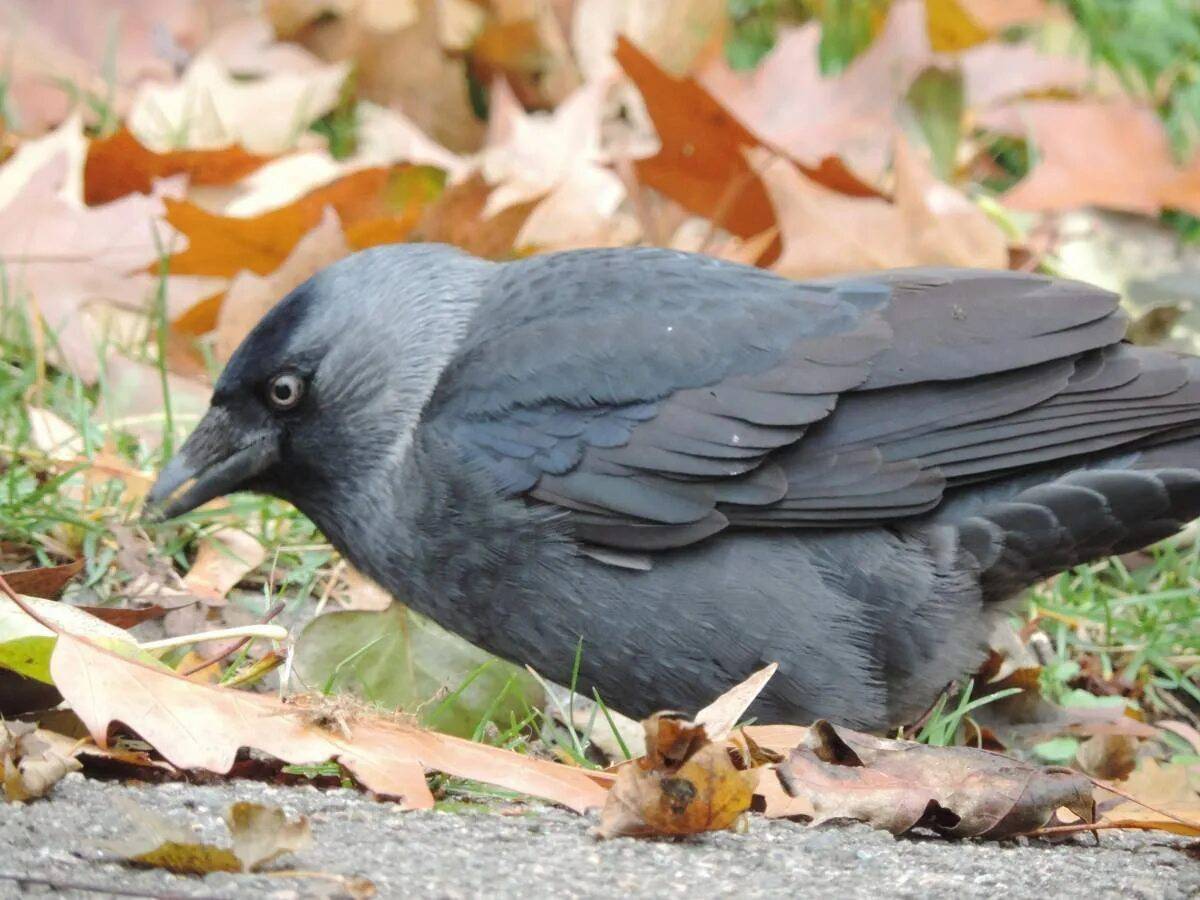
[778,720,1095,839]
[84,129,273,206]
[44,618,606,812]
[616,37,874,243]
[2,720,82,803]
[979,100,1200,217]
[758,135,1007,278]
[215,208,352,360]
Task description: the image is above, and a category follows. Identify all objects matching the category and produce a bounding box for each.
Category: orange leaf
[0,560,84,599]
[84,130,272,206]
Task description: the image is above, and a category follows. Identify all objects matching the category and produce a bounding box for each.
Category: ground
[0,775,1195,899]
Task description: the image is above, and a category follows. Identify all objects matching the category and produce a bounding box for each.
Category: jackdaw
[148,246,1200,729]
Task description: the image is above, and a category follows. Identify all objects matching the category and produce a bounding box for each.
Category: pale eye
[267,373,305,410]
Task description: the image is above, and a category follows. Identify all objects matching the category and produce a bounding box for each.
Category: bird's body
[150,246,1200,729]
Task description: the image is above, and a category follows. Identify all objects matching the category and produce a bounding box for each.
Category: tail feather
[953,441,1200,599]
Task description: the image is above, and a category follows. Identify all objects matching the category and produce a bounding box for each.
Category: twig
[179,601,286,677]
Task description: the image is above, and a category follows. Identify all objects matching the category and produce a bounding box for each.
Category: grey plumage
[148,245,1200,729]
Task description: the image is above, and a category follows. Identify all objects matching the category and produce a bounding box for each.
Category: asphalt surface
[0,774,1195,899]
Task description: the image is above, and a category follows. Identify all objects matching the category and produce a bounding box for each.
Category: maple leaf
[755,135,1008,278]
[482,76,639,249]
[0,153,219,381]
[127,19,349,154]
[980,100,1200,217]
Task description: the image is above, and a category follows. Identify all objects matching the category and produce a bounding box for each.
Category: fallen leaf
[699,0,934,184]
[597,712,758,838]
[597,667,779,838]
[980,100,1200,217]
[410,174,537,259]
[181,529,267,607]
[1159,721,1200,755]
[0,590,164,684]
[280,0,485,152]
[127,19,349,154]
[225,801,314,871]
[0,560,84,599]
[958,0,1050,30]
[571,0,726,82]
[0,153,193,381]
[293,603,541,738]
[758,134,1007,278]
[2,721,82,802]
[616,36,874,242]
[103,797,310,874]
[694,662,778,741]
[84,130,273,206]
[29,600,605,811]
[1075,733,1138,781]
[777,719,1095,838]
[215,209,351,360]
[1095,760,1200,836]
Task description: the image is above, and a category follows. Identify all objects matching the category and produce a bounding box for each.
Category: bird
[148,245,1200,730]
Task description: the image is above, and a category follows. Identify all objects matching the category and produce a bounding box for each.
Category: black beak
[145,406,280,520]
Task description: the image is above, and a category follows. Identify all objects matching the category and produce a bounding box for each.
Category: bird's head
[146,244,492,529]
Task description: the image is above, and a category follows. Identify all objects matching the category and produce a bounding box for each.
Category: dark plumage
[148,246,1200,729]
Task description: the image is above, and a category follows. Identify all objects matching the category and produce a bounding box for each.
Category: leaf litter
[2,0,1200,857]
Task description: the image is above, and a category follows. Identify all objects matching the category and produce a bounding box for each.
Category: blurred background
[2,0,1199,762]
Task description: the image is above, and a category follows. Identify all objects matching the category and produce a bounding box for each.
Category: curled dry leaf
[597,713,759,839]
[597,665,779,839]
[2,721,82,802]
[777,720,1096,839]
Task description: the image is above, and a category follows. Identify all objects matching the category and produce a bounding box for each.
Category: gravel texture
[0,774,1195,899]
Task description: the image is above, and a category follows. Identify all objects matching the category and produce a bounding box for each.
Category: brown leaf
[980,100,1200,217]
[0,560,84,599]
[777,720,1095,839]
[1076,734,1138,782]
[758,134,1007,278]
[77,605,169,629]
[1095,760,1200,836]
[597,713,758,839]
[39,609,606,812]
[694,662,777,741]
[2,721,82,803]
[615,37,875,242]
[181,529,267,607]
[411,174,537,259]
[84,130,272,206]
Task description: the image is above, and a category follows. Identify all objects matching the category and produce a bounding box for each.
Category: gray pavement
[0,774,1195,899]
